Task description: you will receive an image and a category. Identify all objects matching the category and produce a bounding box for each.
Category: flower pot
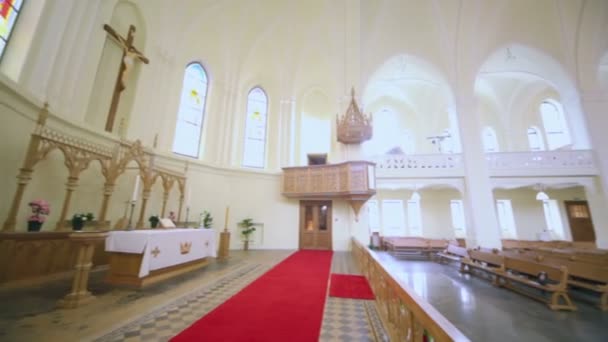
[27,221,43,232]
[151,221,159,228]
[244,240,249,251]
[72,221,84,231]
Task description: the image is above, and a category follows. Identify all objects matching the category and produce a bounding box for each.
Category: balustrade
[351,239,469,342]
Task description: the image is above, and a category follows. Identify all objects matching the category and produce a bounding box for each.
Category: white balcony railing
[374,154,464,178]
[373,150,599,178]
[486,150,599,176]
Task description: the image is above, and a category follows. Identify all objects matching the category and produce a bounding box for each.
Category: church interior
[1,0,608,341]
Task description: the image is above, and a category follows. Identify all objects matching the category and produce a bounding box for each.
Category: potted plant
[149,215,160,228]
[27,199,50,232]
[72,212,94,231]
[238,218,256,251]
[202,211,213,229]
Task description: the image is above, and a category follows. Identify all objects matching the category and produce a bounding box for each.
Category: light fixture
[534,183,549,201]
[536,191,549,201]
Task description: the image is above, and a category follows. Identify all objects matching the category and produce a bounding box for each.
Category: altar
[105,229,216,288]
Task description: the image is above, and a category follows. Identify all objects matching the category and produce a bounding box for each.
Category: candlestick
[127,201,136,231]
[131,175,140,202]
[185,206,190,228]
[224,206,229,232]
[186,185,191,208]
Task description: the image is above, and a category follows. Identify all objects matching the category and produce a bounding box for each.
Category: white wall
[493,187,586,241]
[371,188,460,239]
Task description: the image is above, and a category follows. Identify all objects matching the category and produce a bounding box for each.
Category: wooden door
[564,201,596,242]
[299,201,332,250]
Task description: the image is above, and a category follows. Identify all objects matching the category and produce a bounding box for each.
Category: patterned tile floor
[323,252,388,342]
[94,263,269,342]
[0,250,388,342]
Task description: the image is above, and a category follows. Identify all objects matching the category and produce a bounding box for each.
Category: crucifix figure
[103,24,150,133]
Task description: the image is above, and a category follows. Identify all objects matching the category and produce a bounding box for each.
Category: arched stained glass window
[540,100,571,150]
[0,0,24,60]
[242,87,268,168]
[482,126,499,152]
[172,63,208,158]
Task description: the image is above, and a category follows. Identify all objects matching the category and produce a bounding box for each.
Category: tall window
[540,100,571,150]
[381,200,405,236]
[400,130,415,154]
[362,108,400,156]
[496,199,517,238]
[407,199,422,236]
[242,87,268,168]
[482,126,499,152]
[367,200,380,232]
[450,200,466,237]
[527,126,545,151]
[542,199,565,239]
[0,0,24,61]
[172,63,208,158]
[439,129,454,154]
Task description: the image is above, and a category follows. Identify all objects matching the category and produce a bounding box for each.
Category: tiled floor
[321,252,388,342]
[0,250,387,342]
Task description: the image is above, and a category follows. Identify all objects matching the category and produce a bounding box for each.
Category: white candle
[131,175,140,202]
[225,206,230,226]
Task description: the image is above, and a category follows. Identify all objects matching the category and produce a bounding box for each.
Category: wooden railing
[282,160,375,198]
[0,231,108,286]
[352,239,469,342]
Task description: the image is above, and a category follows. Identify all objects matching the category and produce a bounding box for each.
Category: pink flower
[28,199,50,222]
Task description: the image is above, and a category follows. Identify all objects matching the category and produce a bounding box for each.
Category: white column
[580,91,608,196]
[456,95,502,249]
[21,0,77,101]
[580,90,608,248]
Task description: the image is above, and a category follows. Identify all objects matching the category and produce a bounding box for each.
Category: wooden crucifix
[103,24,150,133]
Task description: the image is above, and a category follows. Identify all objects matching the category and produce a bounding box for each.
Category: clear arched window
[0,0,24,61]
[482,126,499,152]
[242,87,268,168]
[439,129,454,154]
[362,108,400,156]
[172,63,208,158]
[400,130,415,154]
[540,100,571,150]
[527,126,545,151]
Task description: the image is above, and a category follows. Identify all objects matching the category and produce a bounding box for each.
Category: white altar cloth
[106,229,216,277]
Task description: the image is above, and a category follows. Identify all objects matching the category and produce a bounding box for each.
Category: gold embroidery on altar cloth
[180,242,192,255]
[151,246,161,258]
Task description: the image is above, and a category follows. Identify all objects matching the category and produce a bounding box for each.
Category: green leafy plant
[71,212,94,230]
[238,218,256,247]
[149,215,160,228]
[202,211,213,229]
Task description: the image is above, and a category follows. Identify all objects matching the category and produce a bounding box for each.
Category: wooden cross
[102,24,150,133]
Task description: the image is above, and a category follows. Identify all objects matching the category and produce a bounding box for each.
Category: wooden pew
[498,257,576,311]
[460,250,504,284]
[566,264,608,311]
[503,250,608,311]
[383,237,433,259]
[436,244,468,264]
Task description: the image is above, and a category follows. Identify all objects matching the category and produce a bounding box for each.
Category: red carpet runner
[329,274,375,300]
[172,250,333,342]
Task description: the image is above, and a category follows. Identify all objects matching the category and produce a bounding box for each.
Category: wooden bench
[383,237,435,259]
[460,250,504,285]
[506,251,608,311]
[566,263,608,311]
[498,257,576,311]
[436,244,468,264]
